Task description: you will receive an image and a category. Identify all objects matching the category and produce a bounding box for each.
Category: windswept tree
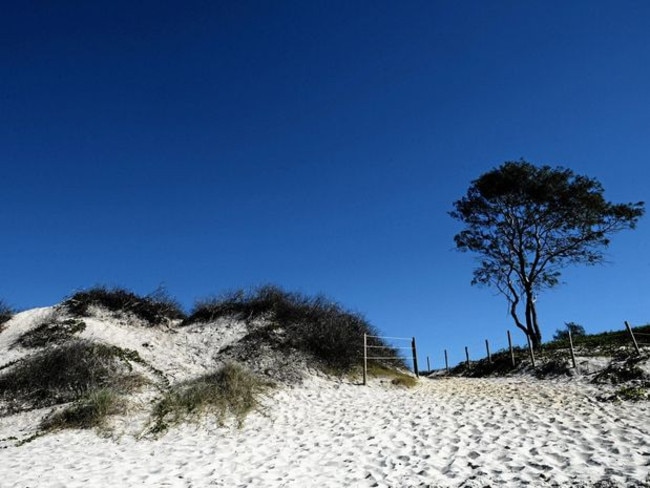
[450,160,644,348]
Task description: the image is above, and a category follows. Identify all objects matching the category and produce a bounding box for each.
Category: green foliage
[552,322,586,342]
[451,160,644,347]
[0,340,145,413]
[185,285,402,372]
[150,363,271,434]
[40,389,124,431]
[64,285,185,326]
[13,318,86,349]
[611,384,649,402]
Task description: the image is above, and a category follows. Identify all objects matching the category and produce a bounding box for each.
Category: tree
[552,322,586,342]
[450,160,644,348]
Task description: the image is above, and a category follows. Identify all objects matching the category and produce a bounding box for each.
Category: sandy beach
[1,307,649,487]
[2,374,649,487]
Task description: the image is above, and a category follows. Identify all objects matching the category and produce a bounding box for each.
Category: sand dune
[1,307,649,487]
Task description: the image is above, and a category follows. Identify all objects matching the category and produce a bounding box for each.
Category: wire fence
[422,321,649,374]
[362,334,418,385]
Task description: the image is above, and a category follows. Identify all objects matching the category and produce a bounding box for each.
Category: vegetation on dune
[0,340,147,415]
[552,322,586,342]
[539,323,650,359]
[40,388,125,432]
[446,323,650,382]
[64,285,185,326]
[185,285,404,372]
[0,300,14,332]
[13,315,86,349]
[365,363,417,387]
[1,284,413,440]
[150,362,271,434]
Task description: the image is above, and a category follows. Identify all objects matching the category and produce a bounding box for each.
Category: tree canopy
[450,160,644,347]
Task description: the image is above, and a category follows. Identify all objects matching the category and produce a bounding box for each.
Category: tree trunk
[507,287,528,338]
[524,290,542,349]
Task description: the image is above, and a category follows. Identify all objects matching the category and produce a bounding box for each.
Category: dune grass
[150,362,271,434]
[40,388,125,431]
[365,362,418,387]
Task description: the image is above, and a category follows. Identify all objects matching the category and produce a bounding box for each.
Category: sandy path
[2,376,648,487]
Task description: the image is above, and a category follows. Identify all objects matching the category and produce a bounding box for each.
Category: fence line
[424,321,647,375]
[363,334,418,385]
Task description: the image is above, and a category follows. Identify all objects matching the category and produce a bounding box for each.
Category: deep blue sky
[2,1,649,367]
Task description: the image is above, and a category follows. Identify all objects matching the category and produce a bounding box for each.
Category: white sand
[1,308,649,487]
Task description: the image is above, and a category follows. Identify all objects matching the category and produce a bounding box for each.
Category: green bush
[64,286,185,326]
[0,340,143,413]
[40,389,124,431]
[185,285,403,372]
[151,362,271,433]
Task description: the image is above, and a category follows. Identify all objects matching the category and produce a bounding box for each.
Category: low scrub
[40,388,124,431]
[13,316,86,349]
[150,362,271,434]
[0,300,14,332]
[592,357,647,385]
[612,384,650,402]
[64,286,185,326]
[0,340,145,414]
[543,324,650,357]
[449,347,529,377]
[185,285,403,372]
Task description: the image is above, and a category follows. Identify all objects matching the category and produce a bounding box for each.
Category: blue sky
[2,1,649,367]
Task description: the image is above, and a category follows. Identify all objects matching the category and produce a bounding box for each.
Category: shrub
[0,300,14,332]
[64,286,185,326]
[40,388,124,431]
[0,340,143,413]
[552,322,586,342]
[13,317,86,349]
[150,362,271,433]
[613,384,649,402]
[185,285,404,372]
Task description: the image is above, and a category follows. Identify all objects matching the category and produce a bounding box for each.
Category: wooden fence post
[465,346,470,368]
[507,330,515,367]
[363,333,368,386]
[411,337,419,378]
[527,335,536,367]
[568,328,577,368]
[485,339,492,364]
[625,321,641,355]
[444,349,449,374]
